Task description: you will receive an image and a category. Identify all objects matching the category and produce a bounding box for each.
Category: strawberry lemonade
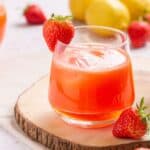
[45,25,135,128]
[49,46,134,127]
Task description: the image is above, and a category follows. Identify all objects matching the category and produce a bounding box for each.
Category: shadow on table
[12,22,43,28]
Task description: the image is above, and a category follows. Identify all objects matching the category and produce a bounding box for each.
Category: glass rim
[57,25,129,49]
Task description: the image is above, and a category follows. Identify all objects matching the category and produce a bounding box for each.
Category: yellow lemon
[69,0,94,21]
[85,0,130,31]
[147,0,150,12]
[120,0,150,20]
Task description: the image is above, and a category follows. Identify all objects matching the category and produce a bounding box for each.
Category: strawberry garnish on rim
[113,97,150,139]
[43,14,75,52]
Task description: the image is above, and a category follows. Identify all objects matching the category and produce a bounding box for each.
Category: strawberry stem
[50,14,73,21]
[136,97,150,130]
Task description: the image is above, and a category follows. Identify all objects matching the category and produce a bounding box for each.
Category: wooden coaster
[14,71,150,150]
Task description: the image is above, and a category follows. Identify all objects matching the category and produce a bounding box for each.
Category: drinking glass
[49,26,135,128]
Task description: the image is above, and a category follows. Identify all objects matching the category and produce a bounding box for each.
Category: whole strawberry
[128,21,149,48]
[24,4,46,24]
[43,14,74,52]
[113,97,150,139]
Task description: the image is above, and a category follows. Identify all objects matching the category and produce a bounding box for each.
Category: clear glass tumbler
[49,26,135,128]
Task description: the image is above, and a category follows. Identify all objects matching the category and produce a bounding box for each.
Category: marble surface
[0,0,150,149]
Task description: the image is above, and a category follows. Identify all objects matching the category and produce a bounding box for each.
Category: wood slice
[14,71,150,150]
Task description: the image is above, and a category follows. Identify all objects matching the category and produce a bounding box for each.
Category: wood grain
[14,71,150,150]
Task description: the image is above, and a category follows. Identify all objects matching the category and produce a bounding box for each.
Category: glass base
[54,110,120,128]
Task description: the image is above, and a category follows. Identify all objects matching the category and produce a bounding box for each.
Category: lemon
[147,0,150,12]
[70,0,94,21]
[120,0,150,20]
[85,0,130,31]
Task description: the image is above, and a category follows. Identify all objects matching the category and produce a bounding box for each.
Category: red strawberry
[128,21,149,48]
[24,4,46,24]
[43,14,74,52]
[112,97,150,139]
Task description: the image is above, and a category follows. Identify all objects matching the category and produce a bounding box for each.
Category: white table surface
[0,0,150,149]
